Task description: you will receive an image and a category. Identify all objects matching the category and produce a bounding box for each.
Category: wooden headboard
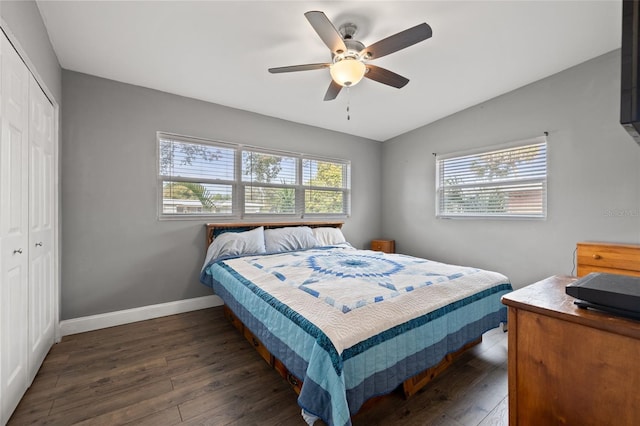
[205,221,344,248]
[576,242,640,277]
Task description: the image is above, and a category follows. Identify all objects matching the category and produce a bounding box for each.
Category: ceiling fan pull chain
[346,87,351,121]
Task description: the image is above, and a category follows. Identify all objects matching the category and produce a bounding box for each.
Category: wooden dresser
[502,242,640,426]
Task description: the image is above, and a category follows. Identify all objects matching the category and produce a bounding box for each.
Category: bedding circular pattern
[307,253,404,279]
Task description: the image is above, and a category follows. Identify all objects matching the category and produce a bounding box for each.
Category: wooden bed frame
[205,221,345,247]
[204,221,482,413]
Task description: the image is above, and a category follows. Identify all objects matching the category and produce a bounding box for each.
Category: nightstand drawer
[371,239,395,253]
[577,242,640,277]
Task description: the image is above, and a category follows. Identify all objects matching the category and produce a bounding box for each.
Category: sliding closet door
[28,77,55,380]
[0,31,30,424]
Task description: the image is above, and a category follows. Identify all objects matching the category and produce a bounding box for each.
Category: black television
[621,0,640,145]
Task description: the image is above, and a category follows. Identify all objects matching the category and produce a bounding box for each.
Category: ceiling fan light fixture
[330,58,366,87]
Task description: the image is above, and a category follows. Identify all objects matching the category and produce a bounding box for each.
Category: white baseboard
[59,295,223,337]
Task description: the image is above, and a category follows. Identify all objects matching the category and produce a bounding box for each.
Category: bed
[200,222,512,426]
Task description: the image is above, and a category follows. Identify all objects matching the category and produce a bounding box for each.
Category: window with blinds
[303,159,350,215]
[242,151,298,215]
[158,132,351,219]
[436,136,547,219]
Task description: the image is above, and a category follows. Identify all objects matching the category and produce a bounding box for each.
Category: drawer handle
[286,373,299,387]
[252,337,260,347]
[592,254,601,260]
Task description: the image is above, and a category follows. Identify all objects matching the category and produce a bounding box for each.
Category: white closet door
[28,77,55,381]
[0,31,30,425]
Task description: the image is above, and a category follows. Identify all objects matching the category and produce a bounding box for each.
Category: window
[243,151,298,214]
[158,132,350,219]
[303,159,350,215]
[436,136,547,219]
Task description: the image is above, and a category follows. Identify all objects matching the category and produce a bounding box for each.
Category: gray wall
[61,70,382,320]
[382,50,640,289]
[20,0,639,317]
[0,0,61,104]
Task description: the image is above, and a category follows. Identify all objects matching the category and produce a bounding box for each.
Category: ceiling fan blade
[364,65,410,88]
[304,11,347,54]
[362,23,432,60]
[268,63,330,73]
[324,80,342,101]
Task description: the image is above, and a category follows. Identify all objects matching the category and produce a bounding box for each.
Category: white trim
[53,73,61,344]
[435,135,547,161]
[0,21,57,107]
[59,295,223,337]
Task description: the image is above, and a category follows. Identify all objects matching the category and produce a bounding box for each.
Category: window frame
[435,136,548,220]
[157,132,351,220]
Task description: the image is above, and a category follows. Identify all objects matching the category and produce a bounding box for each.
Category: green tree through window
[306,162,345,213]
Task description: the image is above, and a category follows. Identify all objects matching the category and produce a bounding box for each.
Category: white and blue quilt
[200,245,511,426]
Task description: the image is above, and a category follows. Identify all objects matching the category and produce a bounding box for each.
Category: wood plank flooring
[9,307,508,425]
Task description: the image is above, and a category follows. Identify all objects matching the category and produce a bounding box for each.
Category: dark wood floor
[9,307,508,425]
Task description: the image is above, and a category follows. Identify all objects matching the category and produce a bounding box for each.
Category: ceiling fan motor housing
[336,23,366,57]
[342,39,365,56]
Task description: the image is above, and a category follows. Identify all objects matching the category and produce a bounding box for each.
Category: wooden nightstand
[371,239,395,253]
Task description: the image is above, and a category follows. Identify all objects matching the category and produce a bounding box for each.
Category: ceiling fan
[268,11,432,101]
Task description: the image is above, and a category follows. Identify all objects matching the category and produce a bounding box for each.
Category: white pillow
[264,226,319,253]
[202,226,266,270]
[312,227,347,246]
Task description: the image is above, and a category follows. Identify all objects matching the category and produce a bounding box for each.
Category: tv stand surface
[502,275,640,426]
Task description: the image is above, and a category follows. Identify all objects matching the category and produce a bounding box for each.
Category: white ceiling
[36,1,622,142]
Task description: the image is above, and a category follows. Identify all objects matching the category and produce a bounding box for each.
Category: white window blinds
[303,159,350,215]
[159,135,236,216]
[158,132,351,219]
[436,136,547,219]
[242,151,298,215]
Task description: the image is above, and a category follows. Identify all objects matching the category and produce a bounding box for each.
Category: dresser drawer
[371,239,395,253]
[577,242,640,277]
